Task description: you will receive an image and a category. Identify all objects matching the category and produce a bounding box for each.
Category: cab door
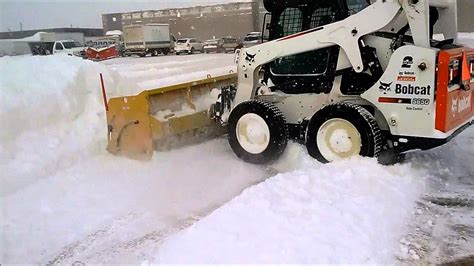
[266,1,344,94]
[54,42,65,54]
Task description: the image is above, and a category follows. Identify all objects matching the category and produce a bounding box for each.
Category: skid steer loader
[105,0,474,164]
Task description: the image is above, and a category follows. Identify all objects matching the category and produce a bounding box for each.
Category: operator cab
[262,0,371,94]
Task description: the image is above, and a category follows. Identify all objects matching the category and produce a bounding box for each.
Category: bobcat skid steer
[105,0,474,164]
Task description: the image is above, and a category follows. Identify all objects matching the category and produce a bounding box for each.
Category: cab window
[270,5,337,76]
[55,43,63,50]
[274,8,302,39]
[347,0,370,15]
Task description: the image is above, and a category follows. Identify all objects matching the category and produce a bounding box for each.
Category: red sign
[397,76,416,82]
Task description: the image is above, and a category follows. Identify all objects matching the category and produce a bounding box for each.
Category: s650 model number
[412,98,430,105]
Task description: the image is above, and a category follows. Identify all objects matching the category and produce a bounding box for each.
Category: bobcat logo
[379,81,392,94]
[245,52,256,63]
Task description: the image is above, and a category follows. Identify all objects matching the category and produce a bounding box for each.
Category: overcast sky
[0,0,250,32]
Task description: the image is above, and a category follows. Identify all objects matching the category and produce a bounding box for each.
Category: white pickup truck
[51,40,86,57]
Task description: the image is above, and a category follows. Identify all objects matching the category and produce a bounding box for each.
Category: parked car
[243,32,262,48]
[174,38,204,55]
[203,39,222,53]
[221,36,242,53]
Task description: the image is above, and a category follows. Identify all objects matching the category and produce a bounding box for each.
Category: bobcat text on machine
[104,0,474,164]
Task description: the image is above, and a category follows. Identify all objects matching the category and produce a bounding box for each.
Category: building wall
[0,28,103,41]
[103,2,256,40]
[102,13,123,34]
[458,0,474,32]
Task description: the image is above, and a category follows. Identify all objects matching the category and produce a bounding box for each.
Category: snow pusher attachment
[105,73,237,160]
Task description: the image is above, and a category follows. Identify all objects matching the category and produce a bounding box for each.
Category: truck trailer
[123,24,173,57]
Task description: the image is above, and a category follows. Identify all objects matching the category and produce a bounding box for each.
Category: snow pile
[154,88,220,121]
[0,54,133,195]
[155,145,425,264]
[0,54,267,264]
[104,54,236,92]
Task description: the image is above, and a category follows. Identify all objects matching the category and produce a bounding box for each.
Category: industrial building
[0,28,104,46]
[102,2,263,40]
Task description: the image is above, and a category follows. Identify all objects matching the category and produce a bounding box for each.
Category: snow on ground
[155,147,425,264]
[0,53,263,263]
[401,126,474,263]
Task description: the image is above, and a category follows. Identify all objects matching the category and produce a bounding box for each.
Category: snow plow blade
[106,73,237,160]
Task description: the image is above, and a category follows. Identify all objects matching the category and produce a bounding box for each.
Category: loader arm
[233,0,432,106]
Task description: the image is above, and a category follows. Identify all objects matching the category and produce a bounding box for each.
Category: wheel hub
[317,118,361,161]
[236,113,270,154]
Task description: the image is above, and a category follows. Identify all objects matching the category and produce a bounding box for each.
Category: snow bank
[1,139,266,264]
[0,54,268,264]
[0,54,133,195]
[155,145,425,264]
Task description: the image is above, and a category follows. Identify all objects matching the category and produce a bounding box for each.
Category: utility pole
[20,22,23,31]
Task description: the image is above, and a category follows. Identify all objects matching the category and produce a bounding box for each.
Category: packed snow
[103,53,236,93]
[0,54,262,263]
[155,150,424,264]
[1,34,473,264]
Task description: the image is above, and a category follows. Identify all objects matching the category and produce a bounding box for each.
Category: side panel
[124,26,145,49]
[435,48,474,132]
[143,25,170,48]
[362,45,438,138]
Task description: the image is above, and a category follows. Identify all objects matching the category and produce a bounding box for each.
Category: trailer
[123,24,172,57]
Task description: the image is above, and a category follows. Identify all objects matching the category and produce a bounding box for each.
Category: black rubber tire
[228,100,288,164]
[139,53,146,57]
[151,50,158,57]
[306,102,383,163]
[176,52,180,55]
[163,49,169,55]
[188,48,194,54]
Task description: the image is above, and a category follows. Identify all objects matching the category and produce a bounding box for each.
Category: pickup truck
[52,40,86,57]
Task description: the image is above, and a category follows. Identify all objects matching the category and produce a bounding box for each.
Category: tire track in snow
[45,164,276,264]
[46,214,200,265]
[82,216,200,264]
[46,212,140,265]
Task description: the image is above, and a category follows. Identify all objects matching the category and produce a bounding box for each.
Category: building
[458,0,474,32]
[102,2,262,40]
[0,28,103,46]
